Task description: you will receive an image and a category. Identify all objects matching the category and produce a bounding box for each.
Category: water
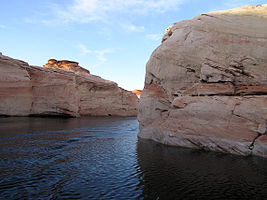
[0,117,267,200]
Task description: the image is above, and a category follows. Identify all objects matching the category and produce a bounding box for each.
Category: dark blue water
[0,117,267,200]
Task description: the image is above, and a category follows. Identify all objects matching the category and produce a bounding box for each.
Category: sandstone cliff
[0,54,138,117]
[138,5,267,157]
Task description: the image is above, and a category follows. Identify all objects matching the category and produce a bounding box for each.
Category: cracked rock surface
[0,54,138,117]
[138,5,267,157]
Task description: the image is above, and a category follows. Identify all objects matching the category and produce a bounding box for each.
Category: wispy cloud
[24,17,58,26]
[147,33,162,41]
[78,44,114,67]
[122,24,145,32]
[49,0,184,23]
[0,25,6,29]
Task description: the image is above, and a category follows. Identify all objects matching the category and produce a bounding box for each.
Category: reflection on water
[137,140,267,200]
[0,117,267,199]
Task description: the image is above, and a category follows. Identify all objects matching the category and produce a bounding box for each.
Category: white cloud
[147,33,162,41]
[122,24,145,32]
[50,0,184,23]
[78,44,114,67]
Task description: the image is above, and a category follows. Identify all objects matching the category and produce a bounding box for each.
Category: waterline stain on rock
[0,54,139,117]
[138,4,267,158]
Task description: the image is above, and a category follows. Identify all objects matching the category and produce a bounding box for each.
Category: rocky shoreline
[138,5,267,157]
[0,54,138,117]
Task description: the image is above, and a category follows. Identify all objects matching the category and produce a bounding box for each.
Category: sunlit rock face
[44,59,90,76]
[132,89,142,98]
[0,54,33,116]
[138,5,267,157]
[0,54,138,117]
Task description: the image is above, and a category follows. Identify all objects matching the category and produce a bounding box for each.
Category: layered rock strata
[138,5,267,157]
[0,54,138,117]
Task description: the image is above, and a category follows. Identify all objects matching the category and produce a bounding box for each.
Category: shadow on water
[136,139,267,200]
[0,116,136,137]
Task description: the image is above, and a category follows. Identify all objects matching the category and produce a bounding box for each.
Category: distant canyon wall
[0,54,138,117]
[138,5,267,157]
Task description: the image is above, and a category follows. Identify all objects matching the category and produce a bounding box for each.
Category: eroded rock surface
[44,59,90,76]
[138,5,267,157]
[0,54,138,117]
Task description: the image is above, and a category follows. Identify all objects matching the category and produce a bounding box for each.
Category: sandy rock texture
[44,59,90,76]
[0,54,138,117]
[138,5,267,157]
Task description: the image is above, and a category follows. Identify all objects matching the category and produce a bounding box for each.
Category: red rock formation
[0,54,138,117]
[44,59,90,76]
[138,5,267,158]
[132,89,142,98]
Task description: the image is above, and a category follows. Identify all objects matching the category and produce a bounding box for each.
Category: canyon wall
[0,55,138,117]
[138,5,267,157]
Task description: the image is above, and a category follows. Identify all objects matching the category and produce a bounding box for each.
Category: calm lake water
[0,117,267,200]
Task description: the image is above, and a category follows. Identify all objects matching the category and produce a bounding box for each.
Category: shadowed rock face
[44,59,90,76]
[0,54,138,117]
[138,5,267,158]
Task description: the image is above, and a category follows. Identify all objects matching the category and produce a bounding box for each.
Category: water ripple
[1,117,267,199]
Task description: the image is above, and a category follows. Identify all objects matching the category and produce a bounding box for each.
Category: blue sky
[0,0,266,90]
